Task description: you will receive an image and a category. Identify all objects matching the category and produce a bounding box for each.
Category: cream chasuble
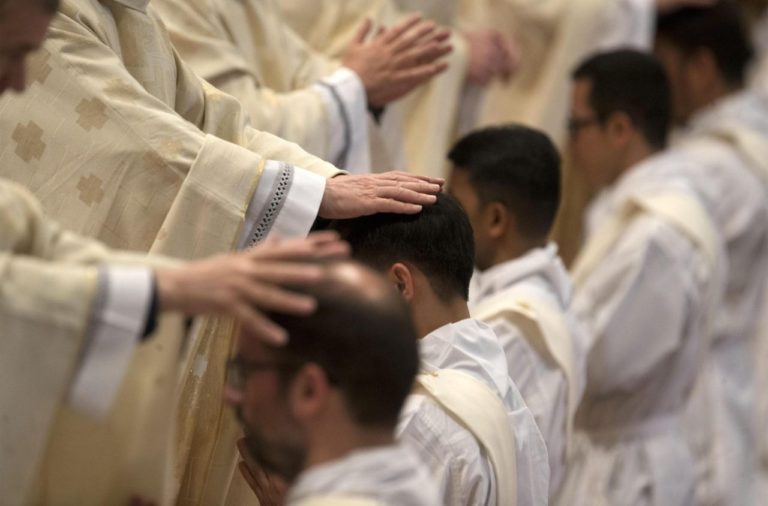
[0,179,185,506]
[279,0,471,179]
[0,1,344,504]
[152,0,373,172]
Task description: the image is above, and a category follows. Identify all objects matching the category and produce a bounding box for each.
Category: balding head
[252,261,420,429]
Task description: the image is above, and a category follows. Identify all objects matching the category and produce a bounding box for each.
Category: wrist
[155,268,183,313]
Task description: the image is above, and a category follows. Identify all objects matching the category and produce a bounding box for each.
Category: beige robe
[0,179,184,506]
[0,0,342,504]
[279,0,471,178]
[152,0,375,170]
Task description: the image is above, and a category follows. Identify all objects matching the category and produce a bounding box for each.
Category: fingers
[396,41,453,70]
[236,280,317,315]
[379,171,445,187]
[389,19,439,53]
[352,17,373,44]
[233,302,290,344]
[250,232,349,261]
[380,13,424,44]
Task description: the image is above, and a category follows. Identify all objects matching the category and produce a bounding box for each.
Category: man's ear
[387,262,415,301]
[606,110,634,147]
[289,363,331,421]
[485,202,509,240]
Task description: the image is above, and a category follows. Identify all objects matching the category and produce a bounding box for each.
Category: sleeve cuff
[68,266,153,419]
[313,67,371,174]
[239,160,326,248]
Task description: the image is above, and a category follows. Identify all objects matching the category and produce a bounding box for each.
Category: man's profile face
[0,1,52,94]
[225,333,307,482]
[448,167,494,271]
[567,78,616,190]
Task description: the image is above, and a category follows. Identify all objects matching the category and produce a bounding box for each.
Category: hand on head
[319,171,444,219]
[342,14,452,108]
[154,232,350,345]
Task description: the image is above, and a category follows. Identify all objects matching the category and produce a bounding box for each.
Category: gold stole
[415,369,518,506]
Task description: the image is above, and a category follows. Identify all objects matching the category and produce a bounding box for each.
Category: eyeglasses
[567,116,600,136]
[225,357,298,391]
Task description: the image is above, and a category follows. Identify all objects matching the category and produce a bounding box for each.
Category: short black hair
[448,125,561,239]
[0,0,59,14]
[267,262,419,429]
[331,193,475,302]
[656,1,754,86]
[573,49,671,149]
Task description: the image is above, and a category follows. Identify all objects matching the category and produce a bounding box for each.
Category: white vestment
[469,243,588,498]
[397,318,550,506]
[152,0,372,173]
[676,90,768,505]
[286,445,440,506]
[563,151,722,506]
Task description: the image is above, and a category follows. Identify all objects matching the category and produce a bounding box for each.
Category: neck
[614,139,658,183]
[415,295,470,337]
[488,237,547,270]
[693,79,741,119]
[305,422,394,472]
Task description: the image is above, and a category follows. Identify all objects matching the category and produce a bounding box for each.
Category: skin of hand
[318,171,445,219]
[154,232,350,345]
[237,438,289,506]
[656,0,717,12]
[464,29,519,85]
[343,14,453,108]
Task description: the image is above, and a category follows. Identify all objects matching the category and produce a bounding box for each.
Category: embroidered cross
[27,48,52,85]
[11,121,46,162]
[76,174,106,206]
[75,98,108,131]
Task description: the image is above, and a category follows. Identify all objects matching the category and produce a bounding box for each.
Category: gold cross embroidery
[75,98,109,131]
[76,174,106,206]
[11,121,46,162]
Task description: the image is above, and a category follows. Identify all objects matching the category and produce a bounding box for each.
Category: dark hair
[267,262,419,429]
[0,0,59,14]
[573,49,671,149]
[656,0,754,86]
[331,193,475,302]
[448,124,561,239]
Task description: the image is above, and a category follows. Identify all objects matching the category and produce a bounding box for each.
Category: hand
[319,172,444,219]
[343,14,452,108]
[237,438,288,506]
[155,232,350,344]
[464,30,519,86]
[656,0,717,13]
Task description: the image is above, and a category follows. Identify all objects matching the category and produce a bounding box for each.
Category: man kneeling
[227,261,440,505]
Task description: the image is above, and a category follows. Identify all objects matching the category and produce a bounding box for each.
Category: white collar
[471,243,571,307]
[420,319,510,401]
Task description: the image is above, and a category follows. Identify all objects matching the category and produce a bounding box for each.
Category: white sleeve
[238,161,327,249]
[68,266,152,419]
[313,67,371,174]
[594,0,656,52]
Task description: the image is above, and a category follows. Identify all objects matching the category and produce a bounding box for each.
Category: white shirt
[287,445,440,505]
[397,319,550,506]
[672,91,768,505]
[566,151,720,505]
[470,243,589,497]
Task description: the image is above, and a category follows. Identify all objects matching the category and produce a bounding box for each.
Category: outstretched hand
[465,29,520,86]
[319,171,444,219]
[155,232,350,344]
[343,14,452,108]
